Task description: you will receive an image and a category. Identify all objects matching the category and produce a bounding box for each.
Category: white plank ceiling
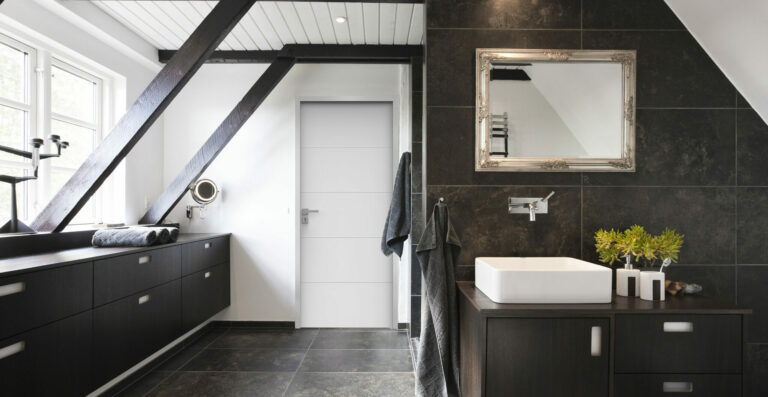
[92,1,424,50]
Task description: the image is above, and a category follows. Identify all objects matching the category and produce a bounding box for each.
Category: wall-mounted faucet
[508,191,555,221]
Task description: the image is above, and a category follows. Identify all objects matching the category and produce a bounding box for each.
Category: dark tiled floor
[112,326,415,397]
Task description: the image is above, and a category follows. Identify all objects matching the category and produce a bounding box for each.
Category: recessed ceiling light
[335,16,347,24]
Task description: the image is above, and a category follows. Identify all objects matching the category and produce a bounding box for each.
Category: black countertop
[458,281,751,315]
[0,233,230,277]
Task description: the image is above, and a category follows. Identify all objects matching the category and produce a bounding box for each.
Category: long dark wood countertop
[0,233,230,277]
[458,281,751,315]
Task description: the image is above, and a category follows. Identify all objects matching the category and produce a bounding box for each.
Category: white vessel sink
[475,257,612,304]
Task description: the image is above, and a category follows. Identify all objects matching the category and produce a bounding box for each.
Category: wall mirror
[476,49,636,172]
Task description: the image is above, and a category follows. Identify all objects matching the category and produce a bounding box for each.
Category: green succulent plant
[594,226,684,266]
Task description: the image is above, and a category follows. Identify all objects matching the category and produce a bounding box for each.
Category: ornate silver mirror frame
[475,49,637,172]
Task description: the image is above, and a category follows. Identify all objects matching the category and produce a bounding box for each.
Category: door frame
[293,97,401,329]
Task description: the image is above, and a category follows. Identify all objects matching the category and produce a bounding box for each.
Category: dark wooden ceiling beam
[139,56,296,225]
[158,45,424,64]
[31,0,258,233]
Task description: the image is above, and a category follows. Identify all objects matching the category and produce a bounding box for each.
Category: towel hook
[438,197,445,204]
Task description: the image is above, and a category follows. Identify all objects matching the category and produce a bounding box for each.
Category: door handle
[138,294,151,305]
[0,282,25,298]
[138,255,151,264]
[301,208,319,224]
[663,322,694,333]
[590,326,602,357]
[204,272,211,279]
[663,382,693,392]
[0,341,25,360]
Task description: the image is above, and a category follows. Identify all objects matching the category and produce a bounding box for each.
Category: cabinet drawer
[181,236,229,275]
[182,263,230,332]
[614,374,741,397]
[0,311,93,397]
[615,315,741,373]
[0,262,92,340]
[93,280,182,385]
[94,245,181,306]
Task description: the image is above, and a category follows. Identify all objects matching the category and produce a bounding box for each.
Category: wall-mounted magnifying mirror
[187,179,219,219]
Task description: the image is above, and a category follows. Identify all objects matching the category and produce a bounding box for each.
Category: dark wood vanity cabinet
[485,318,610,396]
[0,233,230,396]
[459,283,749,397]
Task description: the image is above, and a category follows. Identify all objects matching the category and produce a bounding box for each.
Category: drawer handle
[138,255,152,264]
[663,322,694,333]
[663,382,693,393]
[590,326,602,357]
[138,294,151,305]
[0,341,25,360]
[204,272,211,279]
[0,282,25,298]
[204,242,212,249]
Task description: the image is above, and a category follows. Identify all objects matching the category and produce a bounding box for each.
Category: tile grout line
[281,329,319,396]
[136,326,232,397]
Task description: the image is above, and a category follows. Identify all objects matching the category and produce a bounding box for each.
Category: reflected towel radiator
[490,112,509,157]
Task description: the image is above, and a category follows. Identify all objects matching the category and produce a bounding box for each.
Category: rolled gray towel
[148,227,171,244]
[92,228,158,247]
[166,227,179,242]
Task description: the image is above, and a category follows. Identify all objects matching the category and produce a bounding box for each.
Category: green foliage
[594,226,685,266]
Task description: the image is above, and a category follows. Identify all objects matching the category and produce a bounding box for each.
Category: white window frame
[0,32,107,226]
[47,57,104,225]
[0,33,37,222]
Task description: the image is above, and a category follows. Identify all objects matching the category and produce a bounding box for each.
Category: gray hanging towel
[415,201,462,397]
[381,152,411,257]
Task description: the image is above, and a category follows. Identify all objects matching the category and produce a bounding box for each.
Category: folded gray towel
[92,228,158,247]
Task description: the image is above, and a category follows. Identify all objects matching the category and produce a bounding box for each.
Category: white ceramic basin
[475,257,612,304]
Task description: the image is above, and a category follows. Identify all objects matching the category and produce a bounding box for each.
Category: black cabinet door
[0,311,93,397]
[181,237,229,276]
[93,280,181,386]
[182,263,230,332]
[615,314,741,373]
[0,262,92,340]
[486,318,610,397]
[94,245,181,306]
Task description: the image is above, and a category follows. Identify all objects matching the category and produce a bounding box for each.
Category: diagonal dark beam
[31,0,258,233]
[139,56,296,225]
[158,45,424,64]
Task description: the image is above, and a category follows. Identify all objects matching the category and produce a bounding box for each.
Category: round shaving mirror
[191,179,218,205]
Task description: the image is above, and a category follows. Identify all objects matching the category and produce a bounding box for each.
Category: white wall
[162,63,408,323]
[0,0,165,225]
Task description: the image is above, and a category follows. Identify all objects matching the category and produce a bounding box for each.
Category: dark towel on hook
[381,152,411,257]
[415,201,462,397]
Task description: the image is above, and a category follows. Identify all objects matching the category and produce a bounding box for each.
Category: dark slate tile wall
[410,56,425,338]
[424,0,768,394]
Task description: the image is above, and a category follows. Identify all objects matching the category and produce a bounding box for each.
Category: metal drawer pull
[204,242,212,249]
[138,294,151,305]
[138,255,152,264]
[0,341,25,360]
[204,272,211,279]
[663,382,693,393]
[0,282,25,298]
[663,322,694,333]
[590,326,602,357]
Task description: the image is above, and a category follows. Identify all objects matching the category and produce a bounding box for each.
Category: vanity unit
[459,282,749,397]
[0,233,230,396]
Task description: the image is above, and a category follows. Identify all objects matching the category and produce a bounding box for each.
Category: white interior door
[299,101,394,328]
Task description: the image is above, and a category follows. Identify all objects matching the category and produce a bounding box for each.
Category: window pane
[50,119,94,169]
[51,65,95,123]
[50,168,93,225]
[0,41,25,103]
[0,166,26,226]
[0,105,26,161]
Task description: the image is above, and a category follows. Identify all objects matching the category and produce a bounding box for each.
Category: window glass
[0,166,25,224]
[50,168,93,224]
[0,42,25,103]
[51,65,95,123]
[50,119,94,169]
[0,105,25,161]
